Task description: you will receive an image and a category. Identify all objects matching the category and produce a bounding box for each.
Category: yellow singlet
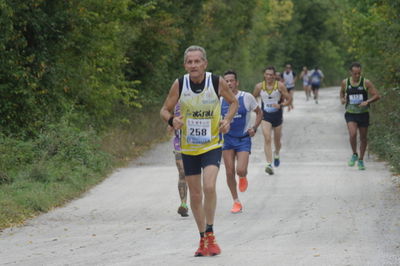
[179,72,222,155]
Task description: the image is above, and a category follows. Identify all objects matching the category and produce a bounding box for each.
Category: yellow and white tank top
[179,72,222,155]
[260,81,281,113]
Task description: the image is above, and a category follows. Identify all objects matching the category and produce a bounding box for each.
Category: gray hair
[183,45,207,63]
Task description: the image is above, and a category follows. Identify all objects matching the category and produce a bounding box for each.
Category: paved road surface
[1,87,399,266]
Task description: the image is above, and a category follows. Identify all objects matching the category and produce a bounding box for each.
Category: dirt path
[1,87,399,266]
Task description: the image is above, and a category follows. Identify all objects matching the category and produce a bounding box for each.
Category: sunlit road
[1,87,399,265]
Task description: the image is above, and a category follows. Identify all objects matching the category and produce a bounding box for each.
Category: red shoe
[206,232,221,256]
[194,237,208,257]
[238,177,248,192]
[231,201,242,214]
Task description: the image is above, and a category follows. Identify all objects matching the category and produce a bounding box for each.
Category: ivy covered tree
[0,0,148,135]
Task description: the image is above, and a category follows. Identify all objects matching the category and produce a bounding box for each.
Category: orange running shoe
[230,201,242,214]
[206,232,221,256]
[194,237,208,257]
[238,177,248,192]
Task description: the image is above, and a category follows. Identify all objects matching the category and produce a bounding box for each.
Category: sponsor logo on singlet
[187,110,214,118]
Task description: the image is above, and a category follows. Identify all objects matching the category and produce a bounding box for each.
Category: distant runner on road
[275,71,284,82]
[281,63,296,109]
[300,66,311,101]
[253,66,291,175]
[160,45,238,257]
[308,66,324,104]
[340,62,380,170]
[221,70,262,214]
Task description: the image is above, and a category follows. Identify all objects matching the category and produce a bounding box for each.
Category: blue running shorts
[222,134,251,153]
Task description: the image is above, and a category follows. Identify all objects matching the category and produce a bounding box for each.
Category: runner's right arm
[340,79,347,105]
[252,82,262,98]
[160,80,183,130]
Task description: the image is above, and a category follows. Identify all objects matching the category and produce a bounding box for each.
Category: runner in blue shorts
[221,70,262,213]
[253,66,291,175]
[308,66,324,104]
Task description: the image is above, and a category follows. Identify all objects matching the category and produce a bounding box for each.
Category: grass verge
[0,106,168,230]
[368,88,400,175]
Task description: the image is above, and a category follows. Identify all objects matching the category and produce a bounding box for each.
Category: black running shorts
[181,148,222,176]
[345,112,370,127]
[263,109,283,128]
[311,84,320,90]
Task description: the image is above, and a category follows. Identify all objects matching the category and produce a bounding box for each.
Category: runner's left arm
[245,93,262,137]
[249,106,262,137]
[359,79,380,107]
[218,77,238,133]
[278,82,292,108]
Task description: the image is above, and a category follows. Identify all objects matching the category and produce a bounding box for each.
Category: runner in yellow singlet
[160,46,238,257]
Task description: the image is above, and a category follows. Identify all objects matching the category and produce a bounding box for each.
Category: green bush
[369,88,400,173]
[0,115,113,228]
[0,135,37,173]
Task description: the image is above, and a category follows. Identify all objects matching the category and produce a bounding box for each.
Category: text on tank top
[221,91,248,137]
[179,72,222,155]
[345,77,369,114]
